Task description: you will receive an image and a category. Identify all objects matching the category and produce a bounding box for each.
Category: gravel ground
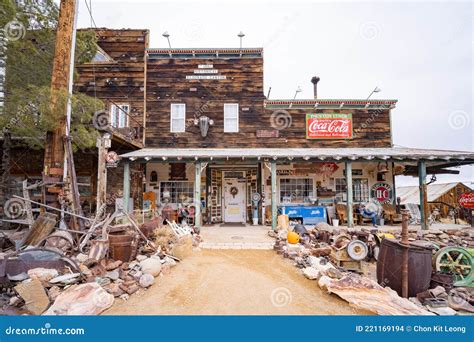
[105,249,369,315]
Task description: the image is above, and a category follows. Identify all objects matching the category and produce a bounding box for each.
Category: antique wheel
[433,247,473,283]
[347,240,368,261]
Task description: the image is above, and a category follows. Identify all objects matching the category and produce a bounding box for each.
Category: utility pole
[42,0,85,231]
[42,0,77,209]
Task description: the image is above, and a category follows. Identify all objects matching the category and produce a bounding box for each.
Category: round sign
[459,192,474,209]
[252,192,261,202]
[106,151,119,164]
[371,183,393,204]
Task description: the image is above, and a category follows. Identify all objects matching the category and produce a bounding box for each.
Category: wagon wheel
[433,247,473,282]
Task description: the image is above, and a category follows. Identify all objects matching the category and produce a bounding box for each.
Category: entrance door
[223,178,246,223]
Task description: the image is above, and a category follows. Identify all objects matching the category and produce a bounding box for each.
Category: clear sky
[75,0,473,186]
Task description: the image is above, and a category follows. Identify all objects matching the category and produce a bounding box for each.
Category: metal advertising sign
[459,192,474,209]
[371,183,393,204]
[306,113,353,139]
[106,151,120,168]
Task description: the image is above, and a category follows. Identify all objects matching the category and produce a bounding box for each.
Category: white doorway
[223,173,246,223]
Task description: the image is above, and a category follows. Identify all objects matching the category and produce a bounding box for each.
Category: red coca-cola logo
[459,192,474,209]
[308,119,350,133]
[306,114,353,139]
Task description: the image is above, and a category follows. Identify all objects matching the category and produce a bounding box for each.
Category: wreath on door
[230,186,239,198]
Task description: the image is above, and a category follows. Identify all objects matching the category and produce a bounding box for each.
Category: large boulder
[139,258,162,277]
[139,274,155,288]
[44,282,114,315]
[302,267,320,280]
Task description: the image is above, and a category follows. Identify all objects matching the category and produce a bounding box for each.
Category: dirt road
[105,249,368,315]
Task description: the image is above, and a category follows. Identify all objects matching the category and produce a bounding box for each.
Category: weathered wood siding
[145,57,265,147]
[145,55,392,148]
[261,108,392,148]
[75,29,149,140]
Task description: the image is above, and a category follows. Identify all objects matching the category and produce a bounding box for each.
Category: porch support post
[345,160,354,228]
[123,161,130,213]
[270,161,277,231]
[418,160,429,230]
[194,161,202,229]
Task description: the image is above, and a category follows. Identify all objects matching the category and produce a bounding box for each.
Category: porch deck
[199,223,471,250]
[200,225,274,250]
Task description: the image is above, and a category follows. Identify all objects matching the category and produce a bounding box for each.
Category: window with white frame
[335,178,369,203]
[170,103,186,133]
[224,103,239,132]
[279,178,315,204]
[110,103,129,128]
[160,181,194,204]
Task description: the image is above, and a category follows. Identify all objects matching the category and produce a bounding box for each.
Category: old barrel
[376,238,432,297]
[108,232,136,262]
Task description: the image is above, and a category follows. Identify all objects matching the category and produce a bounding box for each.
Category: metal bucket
[376,238,433,297]
[108,232,137,262]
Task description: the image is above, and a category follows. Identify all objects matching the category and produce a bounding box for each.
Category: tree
[0,0,103,149]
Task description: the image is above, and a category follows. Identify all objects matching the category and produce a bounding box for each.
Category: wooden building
[118,44,474,230]
[3,28,473,230]
[397,182,473,220]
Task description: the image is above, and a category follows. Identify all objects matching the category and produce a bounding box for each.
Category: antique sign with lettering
[459,192,474,209]
[371,183,393,204]
[306,113,353,139]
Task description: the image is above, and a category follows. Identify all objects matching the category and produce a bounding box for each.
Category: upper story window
[110,103,129,128]
[170,103,186,133]
[224,103,239,132]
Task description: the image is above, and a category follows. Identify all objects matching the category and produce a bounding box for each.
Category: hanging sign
[371,183,393,204]
[106,151,120,168]
[459,192,474,209]
[306,113,353,139]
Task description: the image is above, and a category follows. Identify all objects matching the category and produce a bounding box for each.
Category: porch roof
[120,146,474,163]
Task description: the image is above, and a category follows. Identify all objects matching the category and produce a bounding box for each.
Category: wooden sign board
[256,129,279,138]
[306,113,353,139]
[459,192,474,209]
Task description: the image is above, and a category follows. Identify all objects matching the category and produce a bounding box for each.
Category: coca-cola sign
[459,192,474,209]
[306,113,353,139]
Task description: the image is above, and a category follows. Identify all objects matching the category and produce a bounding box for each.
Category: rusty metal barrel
[376,238,433,297]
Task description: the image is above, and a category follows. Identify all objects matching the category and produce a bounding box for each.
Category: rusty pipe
[401,209,410,298]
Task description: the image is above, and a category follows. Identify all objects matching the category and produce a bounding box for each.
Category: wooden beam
[123,161,130,213]
[96,134,109,212]
[345,161,354,228]
[418,160,429,230]
[194,161,202,228]
[270,161,277,230]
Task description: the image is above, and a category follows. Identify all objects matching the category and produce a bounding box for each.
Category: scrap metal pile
[0,206,200,316]
[271,216,474,316]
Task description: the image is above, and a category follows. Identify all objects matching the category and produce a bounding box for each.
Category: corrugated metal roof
[397,182,472,205]
[120,147,474,162]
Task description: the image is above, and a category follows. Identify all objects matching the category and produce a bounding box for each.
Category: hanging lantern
[377,161,389,173]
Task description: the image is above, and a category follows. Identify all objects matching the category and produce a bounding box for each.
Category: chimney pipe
[311,76,320,99]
